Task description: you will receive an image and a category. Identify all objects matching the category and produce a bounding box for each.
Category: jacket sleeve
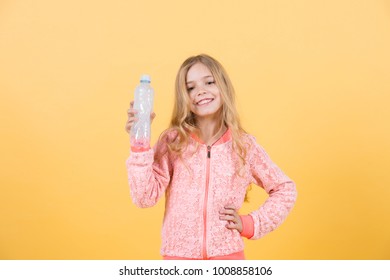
[125,140,172,208]
[247,136,297,240]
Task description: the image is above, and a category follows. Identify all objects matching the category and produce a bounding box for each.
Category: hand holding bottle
[125,100,156,134]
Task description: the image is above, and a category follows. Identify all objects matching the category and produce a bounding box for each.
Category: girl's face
[186,62,222,120]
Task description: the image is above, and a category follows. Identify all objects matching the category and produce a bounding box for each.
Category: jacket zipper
[202,145,211,259]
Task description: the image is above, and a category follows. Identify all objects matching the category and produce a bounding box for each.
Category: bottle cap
[140,74,151,83]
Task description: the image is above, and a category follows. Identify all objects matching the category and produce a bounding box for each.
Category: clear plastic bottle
[130,74,154,152]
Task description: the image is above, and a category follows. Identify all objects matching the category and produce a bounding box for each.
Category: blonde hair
[166,54,247,166]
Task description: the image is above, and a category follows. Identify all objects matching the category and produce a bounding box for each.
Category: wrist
[239,215,254,239]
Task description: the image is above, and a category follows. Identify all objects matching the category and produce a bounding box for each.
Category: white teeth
[197,99,213,105]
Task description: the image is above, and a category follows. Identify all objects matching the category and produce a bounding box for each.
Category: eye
[206,80,215,85]
[187,86,194,92]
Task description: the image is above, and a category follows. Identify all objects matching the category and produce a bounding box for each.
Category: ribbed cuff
[130,146,150,152]
[239,215,254,239]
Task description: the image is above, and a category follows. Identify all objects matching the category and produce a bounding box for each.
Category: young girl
[125,54,297,260]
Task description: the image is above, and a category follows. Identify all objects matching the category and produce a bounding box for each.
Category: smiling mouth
[196,98,214,106]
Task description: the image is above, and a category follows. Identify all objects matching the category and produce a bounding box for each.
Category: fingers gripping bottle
[130,74,154,152]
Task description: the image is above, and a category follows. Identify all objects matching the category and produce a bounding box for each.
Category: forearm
[126,149,169,208]
[250,180,297,239]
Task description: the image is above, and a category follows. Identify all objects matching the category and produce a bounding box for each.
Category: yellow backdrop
[1,0,389,259]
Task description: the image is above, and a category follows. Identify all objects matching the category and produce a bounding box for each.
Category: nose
[197,85,207,95]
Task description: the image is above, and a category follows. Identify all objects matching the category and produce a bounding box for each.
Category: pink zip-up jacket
[126,129,297,259]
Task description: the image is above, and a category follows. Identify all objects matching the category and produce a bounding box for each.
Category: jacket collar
[190,127,232,146]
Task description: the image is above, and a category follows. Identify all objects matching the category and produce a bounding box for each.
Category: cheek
[214,95,223,108]
[188,93,196,104]
[188,96,195,107]
[189,102,198,115]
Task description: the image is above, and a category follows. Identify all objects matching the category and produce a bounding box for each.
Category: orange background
[1,0,389,259]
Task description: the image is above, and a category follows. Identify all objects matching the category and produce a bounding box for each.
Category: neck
[196,116,227,146]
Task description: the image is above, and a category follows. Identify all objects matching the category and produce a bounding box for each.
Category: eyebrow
[186,75,214,84]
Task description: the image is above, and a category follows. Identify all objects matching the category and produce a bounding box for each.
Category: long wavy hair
[165,54,247,167]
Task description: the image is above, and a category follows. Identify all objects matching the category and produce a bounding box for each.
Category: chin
[196,109,222,118]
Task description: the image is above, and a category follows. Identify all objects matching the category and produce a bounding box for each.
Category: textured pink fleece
[126,129,297,259]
